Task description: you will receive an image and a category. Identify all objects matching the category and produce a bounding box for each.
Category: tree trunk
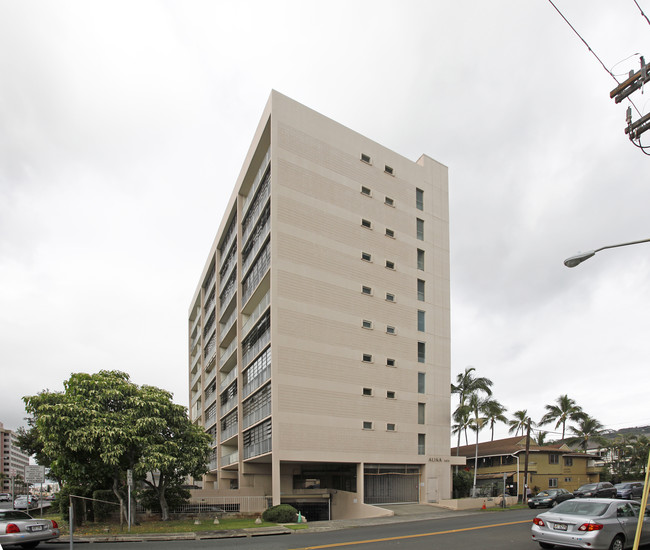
[159,479,169,521]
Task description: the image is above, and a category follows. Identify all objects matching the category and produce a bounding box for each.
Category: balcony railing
[242,329,270,369]
[242,291,270,337]
[243,401,271,430]
[219,309,237,342]
[219,339,237,368]
[220,367,238,392]
[242,363,271,399]
[242,245,270,306]
[242,220,270,277]
[221,422,239,442]
[220,397,237,417]
[241,148,271,219]
[222,451,239,467]
[244,438,272,460]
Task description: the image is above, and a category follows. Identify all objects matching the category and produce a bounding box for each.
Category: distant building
[188,91,461,519]
[0,422,30,492]
[453,436,602,497]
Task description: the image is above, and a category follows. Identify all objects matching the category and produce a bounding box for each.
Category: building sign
[24,465,45,484]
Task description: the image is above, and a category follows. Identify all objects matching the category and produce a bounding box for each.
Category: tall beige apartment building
[1,422,30,493]
[188,91,461,519]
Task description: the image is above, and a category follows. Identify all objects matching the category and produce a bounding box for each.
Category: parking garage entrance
[364,464,421,505]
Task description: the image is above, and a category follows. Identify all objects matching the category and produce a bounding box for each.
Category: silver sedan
[0,509,60,549]
[531,498,650,550]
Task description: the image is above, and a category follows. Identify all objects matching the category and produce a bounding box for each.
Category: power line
[633,0,650,26]
[546,0,618,83]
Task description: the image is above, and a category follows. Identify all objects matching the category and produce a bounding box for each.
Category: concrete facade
[188,91,461,516]
[1,422,30,493]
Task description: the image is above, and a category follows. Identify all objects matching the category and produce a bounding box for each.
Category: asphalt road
[40,508,541,550]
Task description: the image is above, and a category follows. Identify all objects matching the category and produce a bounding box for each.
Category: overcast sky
[2,1,650,446]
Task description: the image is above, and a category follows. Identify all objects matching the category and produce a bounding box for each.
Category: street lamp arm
[564,238,650,268]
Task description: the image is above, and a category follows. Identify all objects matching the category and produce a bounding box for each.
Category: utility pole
[523,421,531,505]
[610,56,650,141]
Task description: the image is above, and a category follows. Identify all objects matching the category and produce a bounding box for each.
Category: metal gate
[364,471,420,504]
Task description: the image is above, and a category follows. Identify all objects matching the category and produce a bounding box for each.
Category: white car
[531,498,650,550]
[12,495,38,510]
[0,509,60,548]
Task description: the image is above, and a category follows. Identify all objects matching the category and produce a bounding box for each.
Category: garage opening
[364,464,421,505]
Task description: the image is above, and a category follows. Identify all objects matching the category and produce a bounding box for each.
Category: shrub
[261,504,298,523]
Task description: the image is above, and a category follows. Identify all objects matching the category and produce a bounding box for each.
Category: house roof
[452,436,574,458]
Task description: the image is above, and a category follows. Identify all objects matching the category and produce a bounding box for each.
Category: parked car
[0,493,11,502]
[531,498,650,550]
[13,495,38,509]
[615,482,644,500]
[0,509,59,548]
[528,488,575,509]
[573,482,617,498]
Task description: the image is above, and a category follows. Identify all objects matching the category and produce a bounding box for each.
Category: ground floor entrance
[363,464,421,505]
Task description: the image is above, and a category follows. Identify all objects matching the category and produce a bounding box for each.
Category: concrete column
[357,462,364,504]
[272,457,281,506]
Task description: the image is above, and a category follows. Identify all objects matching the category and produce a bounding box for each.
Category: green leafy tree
[23,370,211,523]
[539,395,585,440]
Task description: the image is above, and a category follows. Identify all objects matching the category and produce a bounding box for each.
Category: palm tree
[468,393,490,495]
[452,404,472,446]
[534,430,548,446]
[539,395,585,440]
[483,399,508,441]
[566,415,605,452]
[509,410,535,437]
[451,367,493,452]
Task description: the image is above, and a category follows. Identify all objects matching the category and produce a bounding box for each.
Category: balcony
[243,400,271,430]
[220,367,238,393]
[243,438,272,460]
[221,421,239,442]
[241,147,271,220]
[242,291,270,336]
[219,339,237,369]
[242,329,270,369]
[242,362,271,399]
[221,450,239,467]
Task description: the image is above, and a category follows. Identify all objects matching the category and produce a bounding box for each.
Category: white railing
[242,220,270,277]
[204,389,217,409]
[242,364,271,399]
[220,397,237,417]
[243,402,271,429]
[242,329,270,368]
[243,438,272,459]
[221,451,239,466]
[220,422,238,442]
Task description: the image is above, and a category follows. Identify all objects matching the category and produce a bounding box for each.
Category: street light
[564,236,650,550]
[564,238,650,267]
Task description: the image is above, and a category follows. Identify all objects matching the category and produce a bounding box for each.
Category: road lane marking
[290,519,532,549]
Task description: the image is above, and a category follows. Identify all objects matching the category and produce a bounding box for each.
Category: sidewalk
[54,504,482,543]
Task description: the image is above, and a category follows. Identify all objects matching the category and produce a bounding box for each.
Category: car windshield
[615,483,630,489]
[552,500,609,516]
[536,491,550,497]
[578,484,597,491]
[0,511,32,520]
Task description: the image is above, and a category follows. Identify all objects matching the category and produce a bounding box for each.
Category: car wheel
[539,543,555,549]
[20,542,40,549]
[609,535,624,550]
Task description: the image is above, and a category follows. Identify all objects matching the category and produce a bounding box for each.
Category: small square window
[387,358,396,367]
[362,285,372,295]
[362,252,372,262]
[362,387,373,396]
[387,391,395,399]
[361,153,371,164]
[361,186,371,196]
[549,478,558,488]
[362,353,373,363]
[385,293,395,302]
[363,421,373,430]
[387,423,396,431]
[385,228,395,238]
[386,325,396,335]
[385,260,395,270]
[564,477,572,483]
[361,218,372,229]
[362,319,373,329]
[384,165,394,175]
[384,196,394,206]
